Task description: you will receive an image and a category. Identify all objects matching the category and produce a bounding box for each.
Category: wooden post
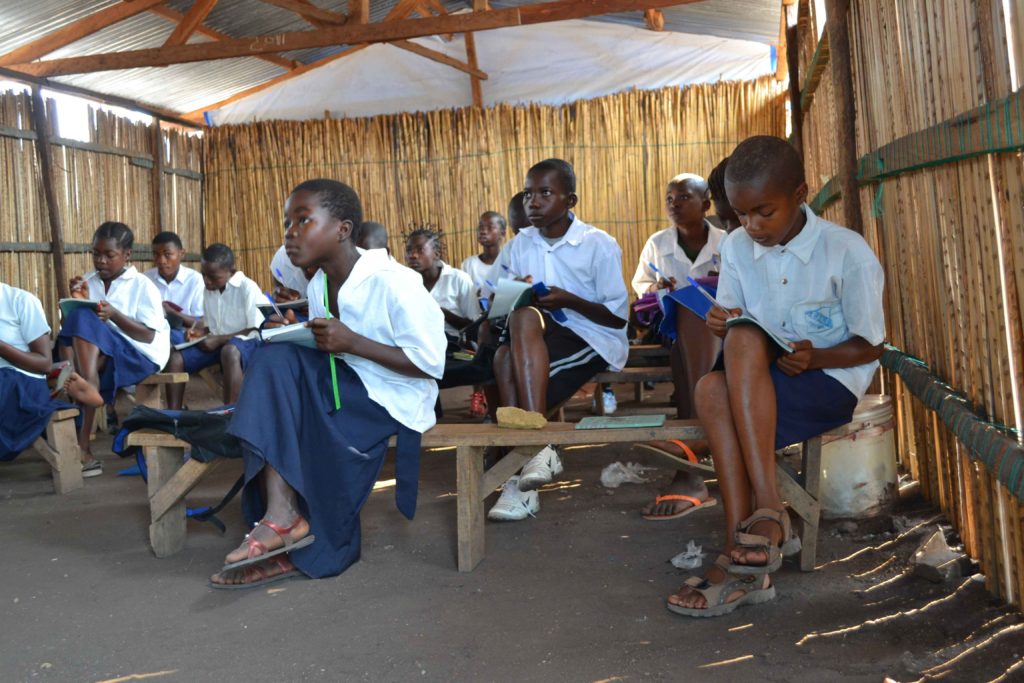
[150,119,165,237]
[456,444,485,571]
[28,86,70,299]
[146,445,188,557]
[786,23,803,159]
[825,0,862,234]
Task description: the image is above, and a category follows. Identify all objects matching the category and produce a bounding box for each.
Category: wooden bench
[592,366,674,415]
[124,420,826,573]
[96,372,189,433]
[31,408,82,495]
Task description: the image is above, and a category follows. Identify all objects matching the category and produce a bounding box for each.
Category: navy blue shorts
[713,352,858,449]
[179,337,262,374]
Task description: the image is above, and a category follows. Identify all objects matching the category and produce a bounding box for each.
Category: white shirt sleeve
[387,280,447,380]
[242,279,266,333]
[840,256,886,346]
[594,240,630,319]
[631,237,657,298]
[17,290,50,344]
[134,278,169,332]
[185,271,205,317]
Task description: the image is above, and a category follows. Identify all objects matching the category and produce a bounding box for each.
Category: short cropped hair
[152,231,183,249]
[93,221,134,251]
[707,157,730,204]
[725,136,805,191]
[358,221,389,250]
[668,172,709,197]
[528,158,576,194]
[291,179,363,232]
[202,243,235,271]
[507,192,529,232]
[480,211,507,233]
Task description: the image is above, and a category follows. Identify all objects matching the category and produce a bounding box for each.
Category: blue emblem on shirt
[804,307,834,330]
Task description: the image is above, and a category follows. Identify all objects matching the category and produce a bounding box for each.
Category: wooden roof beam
[258,0,347,27]
[163,0,220,47]
[392,39,486,79]
[0,0,167,66]
[348,0,370,24]
[9,0,701,77]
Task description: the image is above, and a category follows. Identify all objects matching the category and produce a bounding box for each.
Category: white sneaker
[518,445,563,491]
[488,476,540,521]
[602,389,618,415]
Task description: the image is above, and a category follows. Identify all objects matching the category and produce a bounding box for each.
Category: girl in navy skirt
[58,222,170,477]
[210,179,445,589]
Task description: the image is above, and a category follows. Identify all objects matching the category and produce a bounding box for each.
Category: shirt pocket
[790,300,846,348]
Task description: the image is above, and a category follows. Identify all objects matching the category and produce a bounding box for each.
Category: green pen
[323,271,341,411]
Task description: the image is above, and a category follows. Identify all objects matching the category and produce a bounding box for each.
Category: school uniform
[716,205,885,448]
[179,271,265,374]
[428,262,478,339]
[504,215,630,408]
[0,284,69,461]
[271,245,310,294]
[145,266,204,345]
[631,221,726,298]
[460,253,498,302]
[57,266,170,403]
[228,248,445,578]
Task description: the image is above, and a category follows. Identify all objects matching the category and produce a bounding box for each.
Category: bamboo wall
[0,90,203,328]
[798,0,1024,604]
[202,79,786,292]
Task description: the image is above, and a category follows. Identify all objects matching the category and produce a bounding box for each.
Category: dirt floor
[3,381,1024,683]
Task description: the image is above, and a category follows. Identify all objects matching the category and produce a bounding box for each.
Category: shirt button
[782,322,786,327]
[781,278,788,285]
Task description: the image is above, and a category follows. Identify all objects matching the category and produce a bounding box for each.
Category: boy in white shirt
[461,211,506,299]
[164,243,265,408]
[144,232,204,341]
[488,159,629,521]
[667,136,884,618]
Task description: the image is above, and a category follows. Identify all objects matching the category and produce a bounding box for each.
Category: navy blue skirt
[0,369,70,461]
[58,308,159,404]
[180,337,261,374]
[227,343,422,579]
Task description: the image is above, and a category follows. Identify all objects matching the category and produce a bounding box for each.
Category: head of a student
[404,229,442,274]
[283,179,363,270]
[200,243,236,292]
[524,159,577,230]
[357,221,390,252]
[708,156,741,233]
[507,191,529,235]
[665,173,710,229]
[152,231,184,280]
[724,136,808,247]
[477,211,507,248]
[91,222,133,281]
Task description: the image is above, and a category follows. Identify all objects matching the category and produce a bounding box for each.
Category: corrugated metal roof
[0,0,780,115]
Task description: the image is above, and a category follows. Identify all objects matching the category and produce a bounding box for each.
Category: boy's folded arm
[807,335,883,371]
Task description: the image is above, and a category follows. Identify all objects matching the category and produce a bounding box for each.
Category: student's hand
[514,275,534,284]
[535,286,578,310]
[308,318,357,354]
[776,340,814,376]
[69,277,88,299]
[707,306,741,338]
[186,327,206,342]
[96,301,116,322]
[273,286,301,303]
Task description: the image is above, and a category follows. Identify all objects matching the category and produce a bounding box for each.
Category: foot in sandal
[728,507,800,575]
[666,554,775,618]
[223,514,313,569]
[210,555,302,590]
[641,470,715,520]
[64,372,104,408]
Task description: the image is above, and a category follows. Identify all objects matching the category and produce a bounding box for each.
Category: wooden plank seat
[31,407,82,494]
[124,419,826,574]
[96,372,189,434]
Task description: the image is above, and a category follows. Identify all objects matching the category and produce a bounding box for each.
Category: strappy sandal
[727,508,801,575]
[221,516,315,572]
[634,440,715,474]
[666,555,777,618]
[641,494,717,521]
[210,555,303,591]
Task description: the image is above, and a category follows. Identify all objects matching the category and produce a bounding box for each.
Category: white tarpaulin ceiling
[206,16,774,124]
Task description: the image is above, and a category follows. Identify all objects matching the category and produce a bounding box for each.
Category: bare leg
[223,464,309,565]
[493,346,517,408]
[64,372,104,408]
[165,351,186,410]
[508,307,549,413]
[722,325,785,566]
[71,337,103,462]
[220,343,244,404]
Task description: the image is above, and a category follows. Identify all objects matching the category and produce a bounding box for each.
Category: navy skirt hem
[0,369,73,461]
[58,308,159,403]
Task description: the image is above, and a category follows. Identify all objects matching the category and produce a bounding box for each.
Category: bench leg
[456,445,485,572]
[797,436,823,571]
[34,415,83,495]
[145,445,187,557]
[135,383,163,409]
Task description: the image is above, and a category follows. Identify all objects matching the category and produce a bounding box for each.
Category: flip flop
[221,517,315,572]
[666,555,776,618]
[634,440,715,474]
[641,494,717,521]
[210,556,304,591]
[49,362,73,399]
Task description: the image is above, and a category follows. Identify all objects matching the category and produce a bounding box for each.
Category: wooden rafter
[8,0,702,77]
[463,31,483,107]
[148,5,299,70]
[643,8,664,31]
[392,39,486,79]
[348,0,370,24]
[258,0,347,27]
[0,0,166,66]
[163,0,220,48]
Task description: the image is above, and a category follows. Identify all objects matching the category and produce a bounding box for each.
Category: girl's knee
[166,351,184,372]
[723,324,771,360]
[220,343,240,364]
[695,371,726,414]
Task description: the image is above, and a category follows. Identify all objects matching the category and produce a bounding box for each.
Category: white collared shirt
[81,266,170,369]
[0,283,50,378]
[716,205,885,399]
[507,216,630,371]
[631,221,727,297]
[202,271,265,339]
[461,253,498,294]
[144,266,205,317]
[271,246,310,294]
[429,262,479,336]
[307,248,447,433]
